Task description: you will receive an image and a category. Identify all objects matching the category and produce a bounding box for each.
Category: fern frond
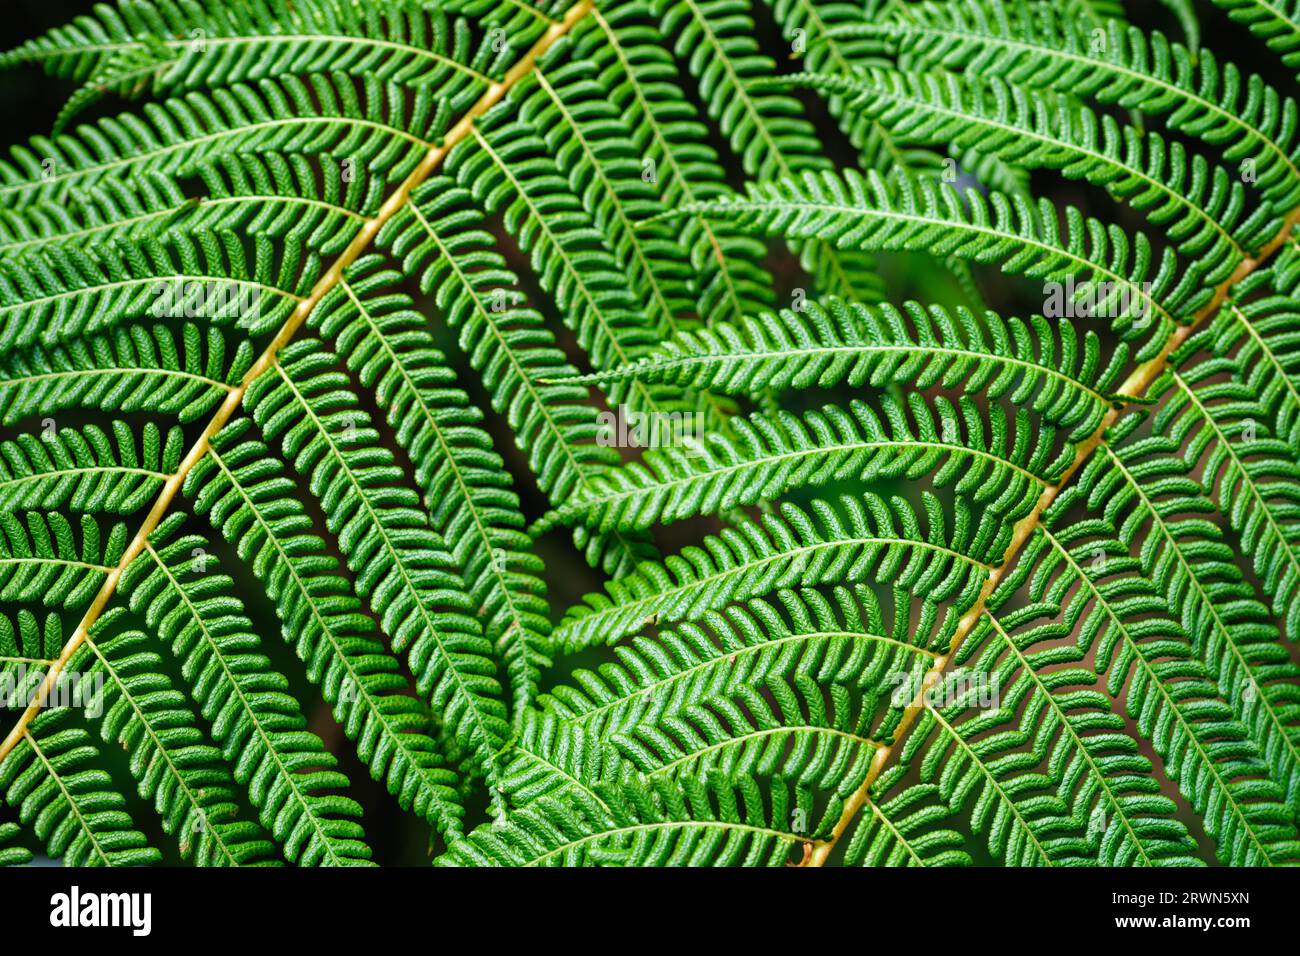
[563,298,1126,442]
[381,181,616,503]
[245,340,510,777]
[309,257,551,717]
[3,0,497,117]
[185,422,467,837]
[74,608,280,865]
[0,511,123,611]
[784,67,1275,283]
[0,821,30,866]
[1208,0,1300,77]
[0,613,159,867]
[516,56,697,336]
[681,168,1194,358]
[545,586,935,725]
[1077,412,1300,821]
[119,515,373,866]
[0,230,304,353]
[839,1,1300,207]
[452,115,666,390]
[537,393,1064,536]
[894,606,1204,866]
[554,492,995,652]
[0,713,160,866]
[760,0,1025,306]
[0,421,180,515]
[995,509,1300,864]
[1,0,1298,874]
[0,72,437,211]
[0,148,371,263]
[508,587,934,820]
[440,771,801,865]
[569,1,777,323]
[764,0,892,150]
[1204,271,1300,454]
[381,177,658,578]
[837,784,971,866]
[655,0,822,179]
[0,322,251,425]
[653,0,882,305]
[1150,344,1300,641]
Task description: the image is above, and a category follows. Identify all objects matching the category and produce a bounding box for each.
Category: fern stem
[803,200,1300,867]
[0,0,599,771]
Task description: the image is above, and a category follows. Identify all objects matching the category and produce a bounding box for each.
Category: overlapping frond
[0,321,250,425]
[836,0,1300,208]
[1148,340,1300,642]
[0,72,439,211]
[381,177,658,578]
[565,298,1126,442]
[185,421,467,837]
[554,491,995,652]
[681,167,1195,358]
[568,1,777,324]
[75,608,280,865]
[382,181,616,503]
[507,586,935,830]
[119,515,372,865]
[1077,411,1300,821]
[0,230,303,354]
[0,610,159,866]
[0,706,160,867]
[975,501,1300,864]
[786,67,1276,284]
[4,0,498,118]
[536,393,1064,536]
[309,257,550,716]
[440,770,802,866]
[245,341,509,779]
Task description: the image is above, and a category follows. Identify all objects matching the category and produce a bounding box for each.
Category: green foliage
[0,0,1298,869]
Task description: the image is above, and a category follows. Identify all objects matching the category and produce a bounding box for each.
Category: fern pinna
[0,0,1296,870]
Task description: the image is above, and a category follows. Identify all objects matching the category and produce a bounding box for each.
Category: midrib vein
[0,0,596,769]
[804,201,1300,867]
